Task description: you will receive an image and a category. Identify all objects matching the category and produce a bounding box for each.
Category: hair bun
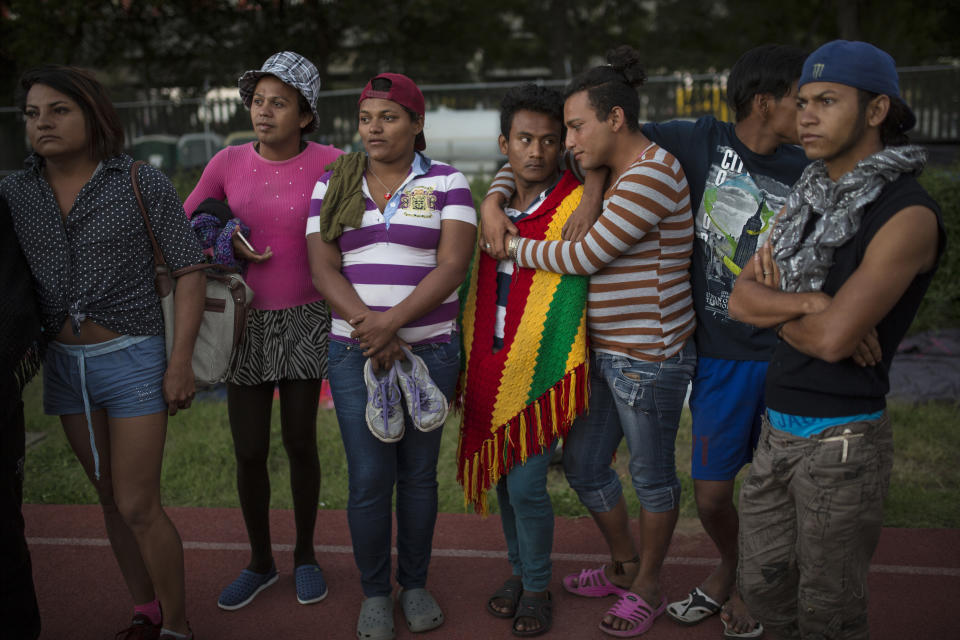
[606,45,647,87]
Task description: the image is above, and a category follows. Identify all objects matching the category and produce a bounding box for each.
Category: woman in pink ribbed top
[183,52,341,611]
[185,141,339,309]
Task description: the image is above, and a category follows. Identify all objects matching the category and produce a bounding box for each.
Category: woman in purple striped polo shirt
[306,73,476,639]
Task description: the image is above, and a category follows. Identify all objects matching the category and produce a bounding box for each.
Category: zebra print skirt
[227,300,330,385]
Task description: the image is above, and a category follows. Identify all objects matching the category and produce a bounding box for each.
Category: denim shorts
[44,335,167,481]
[563,341,696,513]
[43,335,167,418]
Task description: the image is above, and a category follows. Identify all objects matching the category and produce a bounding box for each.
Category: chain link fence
[2,66,957,178]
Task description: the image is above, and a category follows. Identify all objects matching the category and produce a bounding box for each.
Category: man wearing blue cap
[729,40,946,638]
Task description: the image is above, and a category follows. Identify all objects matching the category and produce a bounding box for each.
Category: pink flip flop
[598,592,667,637]
[562,566,630,598]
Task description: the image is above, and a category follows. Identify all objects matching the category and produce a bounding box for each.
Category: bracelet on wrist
[508,236,520,261]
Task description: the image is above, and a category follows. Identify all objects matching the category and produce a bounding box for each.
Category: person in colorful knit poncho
[459,84,589,637]
[480,46,697,637]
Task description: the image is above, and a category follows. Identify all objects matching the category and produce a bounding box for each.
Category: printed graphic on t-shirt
[697,146,793,323]
[401,186,438,218]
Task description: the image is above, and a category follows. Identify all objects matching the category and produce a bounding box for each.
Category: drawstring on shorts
[49,336,151,480]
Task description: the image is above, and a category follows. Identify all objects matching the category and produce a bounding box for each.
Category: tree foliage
[1,0,957,104]
[0,0,347,101]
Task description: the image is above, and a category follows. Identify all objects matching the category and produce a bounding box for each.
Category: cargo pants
[738,412,893,639]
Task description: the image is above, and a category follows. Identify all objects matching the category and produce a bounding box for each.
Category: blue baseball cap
[799,40,915,131]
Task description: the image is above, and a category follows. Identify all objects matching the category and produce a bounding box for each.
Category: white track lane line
[26,537,960,578]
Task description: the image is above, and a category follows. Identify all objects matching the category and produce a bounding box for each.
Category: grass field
[21,379,960,528]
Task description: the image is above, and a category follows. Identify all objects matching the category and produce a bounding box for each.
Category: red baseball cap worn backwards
[359,73,426,151]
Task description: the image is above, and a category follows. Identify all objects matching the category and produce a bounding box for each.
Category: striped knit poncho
[457,171,589,513]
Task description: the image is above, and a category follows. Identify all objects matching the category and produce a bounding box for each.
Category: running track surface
[24,504,960,640]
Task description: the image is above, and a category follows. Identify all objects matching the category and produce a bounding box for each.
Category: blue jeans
[563,342,696,513]
[496,440,556,592]
[327,339,460,597]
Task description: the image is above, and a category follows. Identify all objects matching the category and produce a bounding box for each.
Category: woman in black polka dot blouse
[1,65,205,640]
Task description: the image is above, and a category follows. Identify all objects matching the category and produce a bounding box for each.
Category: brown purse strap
[130,160,168,269]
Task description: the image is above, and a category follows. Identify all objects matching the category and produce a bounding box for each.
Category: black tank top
[765,175,946,417]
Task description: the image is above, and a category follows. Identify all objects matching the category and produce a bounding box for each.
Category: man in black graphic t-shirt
[643,45,808,637]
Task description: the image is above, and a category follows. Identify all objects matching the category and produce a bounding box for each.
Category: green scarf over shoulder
[318,151,367,241]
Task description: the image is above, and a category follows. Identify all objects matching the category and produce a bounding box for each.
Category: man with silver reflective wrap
[728,40,946,639]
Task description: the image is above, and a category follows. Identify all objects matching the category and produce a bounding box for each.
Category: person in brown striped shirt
[500,46,696,637]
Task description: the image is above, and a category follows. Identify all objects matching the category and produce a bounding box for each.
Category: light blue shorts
[43,335,167,418]
[43,335,167,479]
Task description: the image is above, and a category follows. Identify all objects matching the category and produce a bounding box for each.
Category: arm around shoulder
[562,167,606,241]
[516,163,673,275]
[481,162,516,260]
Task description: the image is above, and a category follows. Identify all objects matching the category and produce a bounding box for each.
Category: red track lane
[24,504,960,640]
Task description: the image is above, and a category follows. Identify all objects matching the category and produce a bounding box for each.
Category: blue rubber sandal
[217,564,278,610]
[295,564,329,605]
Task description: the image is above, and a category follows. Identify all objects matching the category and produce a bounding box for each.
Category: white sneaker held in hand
[396,345,449,432]
[363,358,405,442]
